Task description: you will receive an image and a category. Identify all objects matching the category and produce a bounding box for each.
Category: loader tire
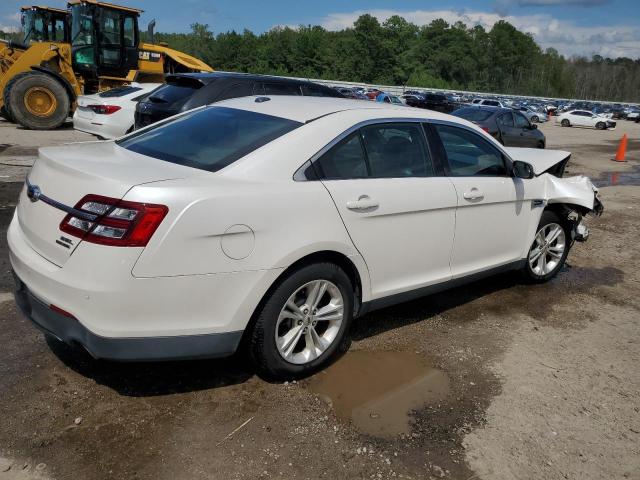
[8,72,69,130]
[0,106,12,122]
[2,71,35,122]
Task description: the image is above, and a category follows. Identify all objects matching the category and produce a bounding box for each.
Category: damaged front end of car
[506,147,604,243]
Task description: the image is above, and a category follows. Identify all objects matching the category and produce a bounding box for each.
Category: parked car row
[72,75,637,141]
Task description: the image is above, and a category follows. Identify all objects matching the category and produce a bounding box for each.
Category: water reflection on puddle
[594,166,640,187]
[306,350,449,438]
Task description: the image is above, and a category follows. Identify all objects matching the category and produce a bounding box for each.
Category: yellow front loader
[0,1,213,130]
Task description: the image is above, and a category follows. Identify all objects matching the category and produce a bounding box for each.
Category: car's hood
[504,147,570,175]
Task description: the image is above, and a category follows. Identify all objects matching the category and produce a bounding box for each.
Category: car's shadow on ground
[47,271,527,396]
[47,336,256,397]
[351,270,524,341]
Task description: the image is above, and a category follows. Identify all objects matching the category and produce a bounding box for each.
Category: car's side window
[301,84,333,97]
[434,124,508,177]
[497,113,514,128]
[360,123,434,178]
[314,132,369,180]
[216,82,254,102]
[514,112,530,128]
[263,83,302,96]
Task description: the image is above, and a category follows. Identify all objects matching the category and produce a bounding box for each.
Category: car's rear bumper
[13,273,243,361]
[72,112,125,140]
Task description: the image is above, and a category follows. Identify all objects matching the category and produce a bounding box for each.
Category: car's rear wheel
[522,211,570,283]
[249,262,353,379]
[595,122,606,130]
[561,119,570,127]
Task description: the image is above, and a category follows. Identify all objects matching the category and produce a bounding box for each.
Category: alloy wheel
[275,280,344,365]
[528,223,566,276]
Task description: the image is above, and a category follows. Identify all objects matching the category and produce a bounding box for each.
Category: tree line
[2,14,638,102]
[152,15,639,103]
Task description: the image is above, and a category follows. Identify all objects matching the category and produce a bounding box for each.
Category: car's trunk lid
[75,94,103,121]
[17,141,195,267]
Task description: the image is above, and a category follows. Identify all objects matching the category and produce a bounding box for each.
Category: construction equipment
[0,1,213,129]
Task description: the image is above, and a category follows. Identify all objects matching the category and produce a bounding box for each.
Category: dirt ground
[0,117,638,480]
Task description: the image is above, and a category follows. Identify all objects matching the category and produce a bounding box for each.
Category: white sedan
[10,97,602,378]
[73,83,161,139]
[556,110,616,130]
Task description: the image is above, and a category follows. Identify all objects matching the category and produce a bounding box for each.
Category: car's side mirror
[530,123,537,129]
[513,160,535,179]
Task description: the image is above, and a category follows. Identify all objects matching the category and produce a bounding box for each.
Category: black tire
[249,262,354,379]
[2,72,34,122]
[522,211,571,283]
[595,122,605,130]
[561,119,570,127]
[537,141,545,149]
[531,115,539,123]
[0,106,12,122]
[7,72,70,130]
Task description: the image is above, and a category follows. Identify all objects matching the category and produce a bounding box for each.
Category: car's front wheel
[561,119,570,127]
[522,211,570,283]
[249,262,353,379]
[531,115,539,123]
[596,121,606,130]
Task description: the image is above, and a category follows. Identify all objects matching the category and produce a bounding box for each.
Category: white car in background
[10,97,602,378]
[471,98,505,108]
[626,109,640,121]
[556,110,616,130]
[73,83,161,139]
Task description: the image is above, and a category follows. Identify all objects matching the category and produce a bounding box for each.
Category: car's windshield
[453,108,493,122]
[117,106,302,172]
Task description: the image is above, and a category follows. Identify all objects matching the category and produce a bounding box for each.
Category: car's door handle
[463,188,484,201]
[346,195,379,211]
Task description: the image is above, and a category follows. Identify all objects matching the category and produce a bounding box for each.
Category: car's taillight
[59,194,168,247]
[480,126,490,133]
[87,104,121,115]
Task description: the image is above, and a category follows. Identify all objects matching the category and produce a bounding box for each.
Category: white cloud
[1,12,21,32]
[0,25,19,34]
[318,9,640,59]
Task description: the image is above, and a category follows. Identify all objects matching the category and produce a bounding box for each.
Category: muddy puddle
[594,165,640,187]
[306,350,449,438]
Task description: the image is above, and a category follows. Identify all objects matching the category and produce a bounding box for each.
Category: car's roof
[165,71,328,85]
[212,95,457,124]
[456,105,511,114]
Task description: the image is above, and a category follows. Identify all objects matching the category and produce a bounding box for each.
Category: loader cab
[68,0,140,80]
[21,6,69,44]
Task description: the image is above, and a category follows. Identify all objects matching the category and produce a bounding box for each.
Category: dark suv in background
[134,72,344,129]
[452,106,546,148]
[403,92,456,113]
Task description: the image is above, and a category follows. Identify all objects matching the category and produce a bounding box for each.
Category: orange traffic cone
[614,134,628,162]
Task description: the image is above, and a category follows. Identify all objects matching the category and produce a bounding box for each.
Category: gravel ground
[0,116,638,480]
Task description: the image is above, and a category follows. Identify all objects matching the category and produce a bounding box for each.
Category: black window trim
[294,117,446,181]
[425,120,514,178]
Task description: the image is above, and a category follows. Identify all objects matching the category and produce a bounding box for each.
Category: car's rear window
[452,108,493,122]
[98,86,142,98]
[146,77,206,105]
[117,106,302,172]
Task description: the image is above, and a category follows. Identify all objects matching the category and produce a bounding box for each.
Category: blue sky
[2,0,639,58]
